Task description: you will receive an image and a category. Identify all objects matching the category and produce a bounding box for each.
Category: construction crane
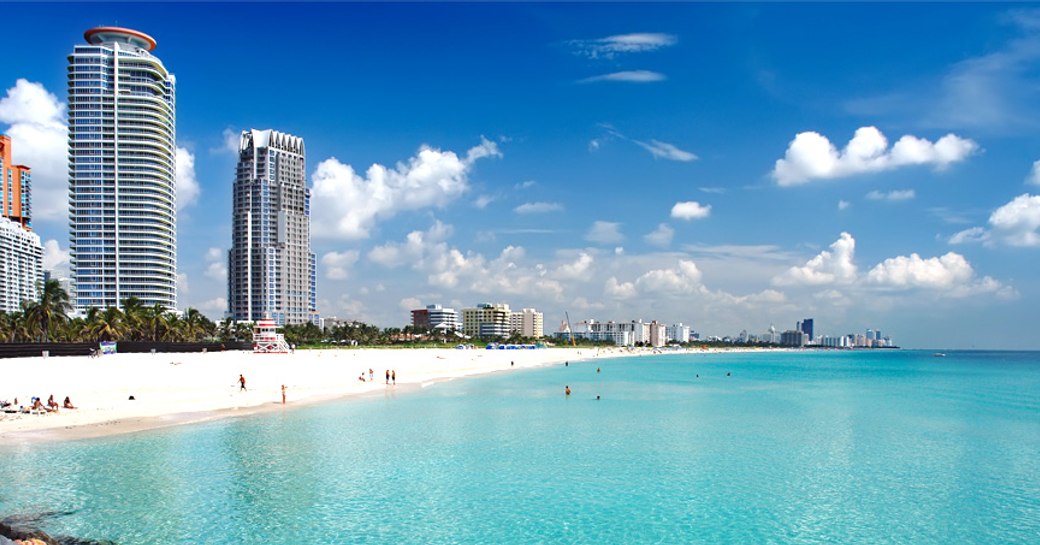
[565,312,576,347]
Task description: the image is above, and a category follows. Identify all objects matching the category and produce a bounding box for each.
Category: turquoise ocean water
[1,350,1038,544]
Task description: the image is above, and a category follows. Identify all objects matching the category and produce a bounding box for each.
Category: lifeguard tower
[253,318,291,353]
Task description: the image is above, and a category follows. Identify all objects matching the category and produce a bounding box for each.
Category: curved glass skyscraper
[68,27,177,311]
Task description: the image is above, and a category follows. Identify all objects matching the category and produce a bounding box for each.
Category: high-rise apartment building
[1,135,32,230]
[227,129,317,325]
[68,27,177,311]
[0,135,43,312]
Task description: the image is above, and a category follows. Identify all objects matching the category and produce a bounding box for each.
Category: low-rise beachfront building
[559,319,661,346]
[462,302,511,338]
[0,216,43,312]
[780,329,807,347]
[411,304,461,333]
[510,308,544,339]
[667,323,691,343]
[821,335,850,348]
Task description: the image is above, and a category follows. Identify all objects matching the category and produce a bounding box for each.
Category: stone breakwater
[1,513,116,545]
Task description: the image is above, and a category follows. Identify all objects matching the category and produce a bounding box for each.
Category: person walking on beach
[385,369,390,384]
[392,370,396,385]
[369,368,374,381]
[239,374,247,392]
[281,384,287,405]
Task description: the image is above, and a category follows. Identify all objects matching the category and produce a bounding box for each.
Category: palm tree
[25,278,72,342]
[90,307,126,342]
[121,296,146,340]
[142,303,170,342]
[0,311,20,342]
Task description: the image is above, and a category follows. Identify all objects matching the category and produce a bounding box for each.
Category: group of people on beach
[358,369,396,384]
[1,394,76,414]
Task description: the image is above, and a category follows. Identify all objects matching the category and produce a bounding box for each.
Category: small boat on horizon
[933,352,946,357]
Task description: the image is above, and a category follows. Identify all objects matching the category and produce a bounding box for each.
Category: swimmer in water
[565,385,571,396]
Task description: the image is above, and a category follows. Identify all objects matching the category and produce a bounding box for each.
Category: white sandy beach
[0,347,614,443]
[0,345,776,444]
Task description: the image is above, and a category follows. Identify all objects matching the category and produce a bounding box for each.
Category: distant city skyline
[1,4,1038,348]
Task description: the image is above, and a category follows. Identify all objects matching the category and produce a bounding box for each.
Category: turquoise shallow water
[2,350,1039,544]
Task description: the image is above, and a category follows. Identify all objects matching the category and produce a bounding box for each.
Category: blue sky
[2,3,1039,349]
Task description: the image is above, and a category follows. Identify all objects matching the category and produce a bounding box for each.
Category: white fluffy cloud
[866,252,1011,298]
[514,202,563,214]
[176,147,200,210]
[866,189,915,202]
[579,70,667,84]
[369,220,453,269]
[41,239,70,272]
[988,193,1040,247]
[867,252,973,289]
[838,200,851,210]
[774,232,858,286]
[311,138,501,240]
[644,223,674,247]
[368,222,565,301]
[671,201,711,220]
[554,252,594,280]
[322,250,360,280]
[949,194,1040,247]
[569,33,677,59]
[0,80,67,222]
[585,221,624,244]
[776,232,1011,298]
[773,126,978,186]
[605,260,705,301]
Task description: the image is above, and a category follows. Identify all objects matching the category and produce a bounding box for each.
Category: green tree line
[0,279,219,343]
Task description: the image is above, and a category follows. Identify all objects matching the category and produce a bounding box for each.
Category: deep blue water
[1,350,1039,544]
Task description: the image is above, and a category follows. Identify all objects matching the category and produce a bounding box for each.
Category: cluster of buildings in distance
[409,303,545,339]
[713,319,895,349]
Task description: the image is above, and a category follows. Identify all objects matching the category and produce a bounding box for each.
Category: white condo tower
[68,27,177,311]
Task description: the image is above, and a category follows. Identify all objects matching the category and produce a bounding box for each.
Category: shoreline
[0,346,775,445]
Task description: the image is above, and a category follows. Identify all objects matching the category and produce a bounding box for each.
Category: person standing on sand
[239,374,247,391]
[369,368,374,381]
[385,369,390,384]
[392,370,396,385]
[281,384,287,405]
